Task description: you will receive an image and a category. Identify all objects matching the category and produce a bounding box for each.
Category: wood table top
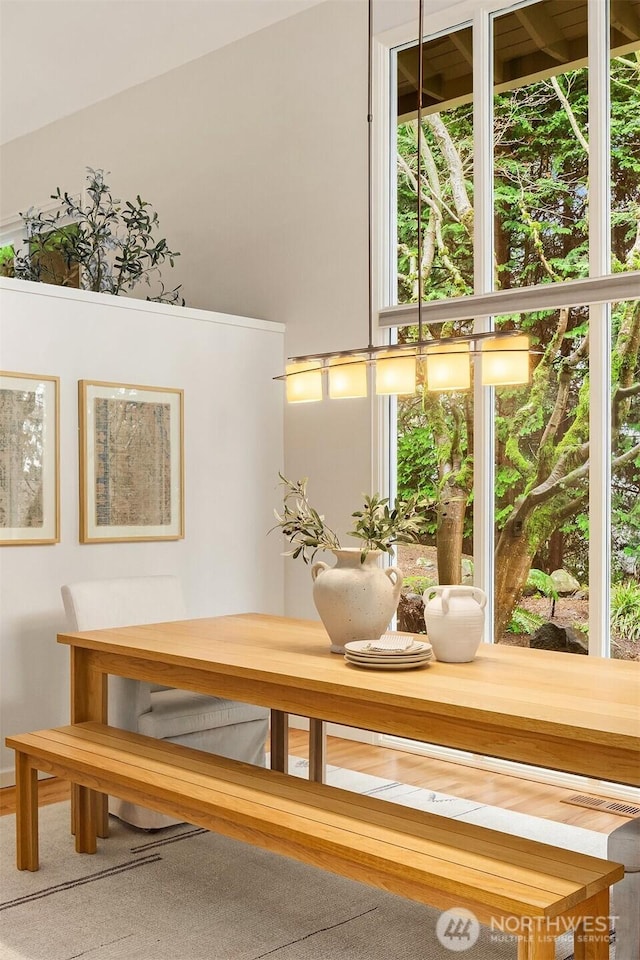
[58,612,639,750]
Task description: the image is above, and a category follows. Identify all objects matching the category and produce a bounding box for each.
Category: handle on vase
[423,584,448,611]
[385,566,403,603]
[440,586,451,615]
[469,586,488,609]
[445,585,488,610]
[427,584,487,613]
[311,561,329,583]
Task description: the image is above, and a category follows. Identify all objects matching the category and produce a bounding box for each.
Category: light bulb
[425,342,471,391]
[328,357,368,399]
[375,351,417,395]
[481,335,530,386]
[285,361,323,403]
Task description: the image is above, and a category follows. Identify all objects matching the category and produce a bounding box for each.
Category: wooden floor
[0,729,631,833]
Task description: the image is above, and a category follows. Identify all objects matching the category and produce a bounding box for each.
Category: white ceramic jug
[422,585,487,662]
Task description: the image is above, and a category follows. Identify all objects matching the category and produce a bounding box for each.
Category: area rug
[302,757,608,859]
[0,760,615,960]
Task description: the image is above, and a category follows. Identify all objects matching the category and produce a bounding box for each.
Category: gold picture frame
[79,380,184,543]
[0,371,60,545]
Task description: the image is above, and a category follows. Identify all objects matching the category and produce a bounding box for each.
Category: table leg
[309,719,326,783]
[70,648,109,840]
[270,710,289,773]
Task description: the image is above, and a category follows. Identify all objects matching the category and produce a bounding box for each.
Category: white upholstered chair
[61,576,269,829]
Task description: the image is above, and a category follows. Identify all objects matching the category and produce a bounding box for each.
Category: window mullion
[473,4,495,641]
[588,0,612,657]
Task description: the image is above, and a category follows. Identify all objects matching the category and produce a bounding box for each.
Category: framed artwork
[0,371,60,545]
[79,380,184,543]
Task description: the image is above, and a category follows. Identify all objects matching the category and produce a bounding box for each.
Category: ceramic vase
[422,585,487,662]
[311,548,403,654]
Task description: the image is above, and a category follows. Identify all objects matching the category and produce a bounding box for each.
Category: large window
[386,0,640,659]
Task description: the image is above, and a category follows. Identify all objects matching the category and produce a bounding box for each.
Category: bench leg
[517,930,554,959]
[95,793,109,837]
[573,890,610,960]
[15,752,39,871]
[270,710,289,773]
[74,786,97,855]
[71,785,76,834]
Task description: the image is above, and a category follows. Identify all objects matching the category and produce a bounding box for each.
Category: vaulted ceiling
[397,0,640,119]
[0,0,328,144]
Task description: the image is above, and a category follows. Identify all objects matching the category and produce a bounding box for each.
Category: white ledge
[0,277,285,334]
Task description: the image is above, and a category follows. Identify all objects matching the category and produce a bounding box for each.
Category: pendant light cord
[417,0,424,343]
[277,0,533,393]
[367,0,374,352]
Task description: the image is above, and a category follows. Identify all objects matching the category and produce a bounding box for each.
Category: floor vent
[563,794,640,817]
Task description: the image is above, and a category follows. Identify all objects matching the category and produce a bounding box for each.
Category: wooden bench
[6,723,623,960]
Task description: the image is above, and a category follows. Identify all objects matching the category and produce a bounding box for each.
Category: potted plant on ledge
[272,476,430,653]
[10,168,184,305]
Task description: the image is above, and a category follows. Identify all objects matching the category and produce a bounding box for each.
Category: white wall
[0,0,390,626]
[0,278,284,783]
[0,0,463,743]
[0,1,377,323]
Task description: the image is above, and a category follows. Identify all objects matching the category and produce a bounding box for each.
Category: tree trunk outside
[547,529,564,573]
[436,486,466,584]
[493,518,535,639]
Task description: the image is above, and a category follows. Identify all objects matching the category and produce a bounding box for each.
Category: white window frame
[0,213,30,264]
[374,0,640,659]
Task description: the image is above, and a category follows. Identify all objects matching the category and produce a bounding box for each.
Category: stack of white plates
[344,634,433,670]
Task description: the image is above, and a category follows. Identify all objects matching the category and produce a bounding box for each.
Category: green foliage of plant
[506,573,557,635]
[397,428,439,504]
[271,476,340,563]
[350,493,430,556]
[272,475,432,564]
[526,568,559,601]
[507,607,546,635]
[0,243,14,277]
[12,168,184,305]
[611,581,640,644]
[402,575,437,596]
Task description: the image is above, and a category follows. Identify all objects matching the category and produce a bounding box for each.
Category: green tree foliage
[396,54,640,639]
[0,244,14,277]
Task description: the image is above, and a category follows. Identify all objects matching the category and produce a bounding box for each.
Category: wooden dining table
[58,613,640,836]
[59,612,640,835]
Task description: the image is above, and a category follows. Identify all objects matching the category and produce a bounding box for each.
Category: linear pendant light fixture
[276,0,532,403]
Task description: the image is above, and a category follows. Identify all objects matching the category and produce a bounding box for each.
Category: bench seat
[6,723,623,960]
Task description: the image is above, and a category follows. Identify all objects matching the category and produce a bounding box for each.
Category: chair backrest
[61,576,187,631]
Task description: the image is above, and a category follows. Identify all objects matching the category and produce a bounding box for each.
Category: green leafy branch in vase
[272,474,431,564]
